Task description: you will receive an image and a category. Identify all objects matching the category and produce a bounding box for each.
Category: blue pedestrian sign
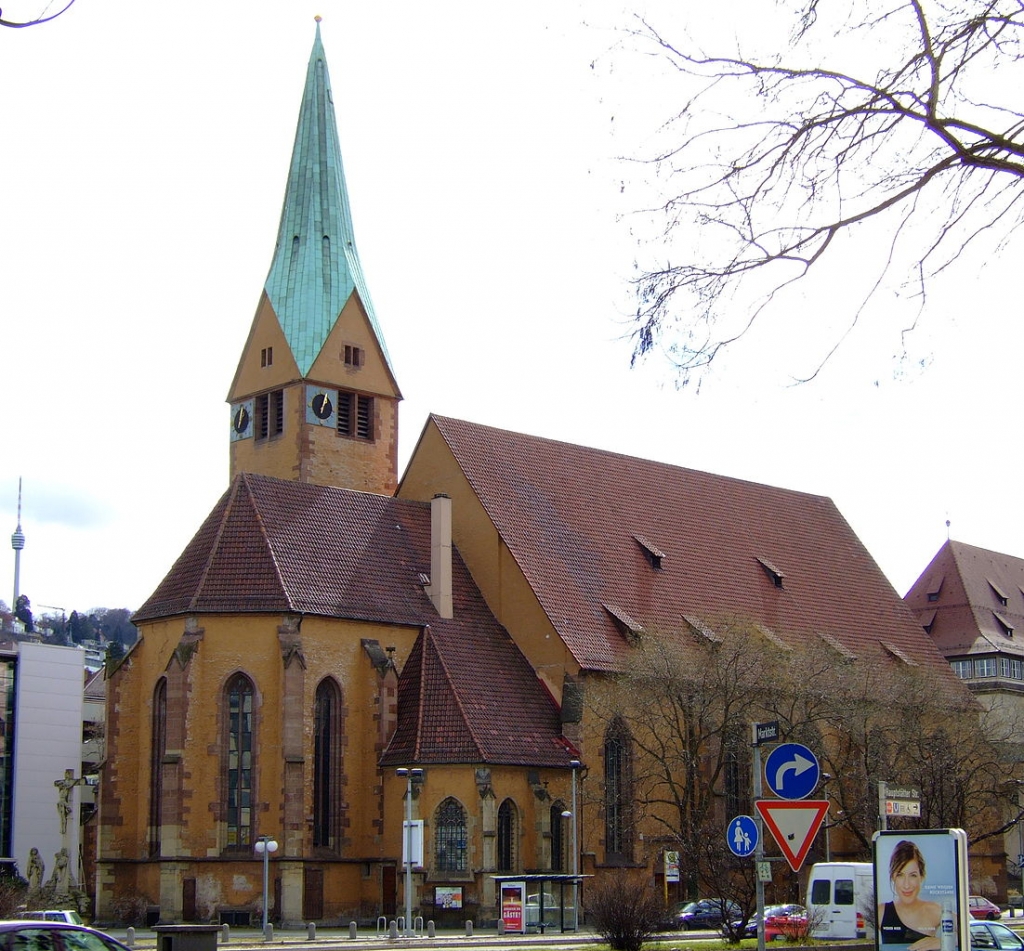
[727,815,759,857]
[764,742,819,800]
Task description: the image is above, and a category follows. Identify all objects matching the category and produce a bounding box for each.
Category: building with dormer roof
[97,21,975,927]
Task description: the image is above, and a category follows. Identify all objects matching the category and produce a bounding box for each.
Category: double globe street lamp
[254,834,279,937]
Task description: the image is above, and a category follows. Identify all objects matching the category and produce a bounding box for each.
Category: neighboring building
[905,538,1024,893]
[905,539,1024,713]
[96,22,972,927]
[0,641,87,885]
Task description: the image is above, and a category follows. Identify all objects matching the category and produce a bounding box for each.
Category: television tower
[11,478,25,610]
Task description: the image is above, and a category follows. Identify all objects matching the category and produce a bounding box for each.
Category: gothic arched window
[224,673,255,847]
[313,678,343,851]
[604,716,634,862]
[497,799,517,871]
[435,797,468,871]
[149,678,166,856]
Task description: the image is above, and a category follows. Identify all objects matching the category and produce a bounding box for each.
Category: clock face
[305,385,337,427]
[312,392,333,420]
[230,400,254,441]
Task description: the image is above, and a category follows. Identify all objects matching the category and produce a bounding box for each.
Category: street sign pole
[752,723,767,951]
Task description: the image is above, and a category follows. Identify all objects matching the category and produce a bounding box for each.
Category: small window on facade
[975,657,997,678]
[951,659,972,679]
[260,347,273,368]
[255,390,284,440]
[927,592,940,602]
[989,580,1009,606]
[344,345,363,368]
[756,556,785,589]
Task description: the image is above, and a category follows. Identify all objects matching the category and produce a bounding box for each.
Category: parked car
[524,891,575,930]
[971,897,1003,920]
[21,912,85,925]
[0,922,130,951]
[678,898,742,930]
[725,904,808,941]
[970,920,1023,949]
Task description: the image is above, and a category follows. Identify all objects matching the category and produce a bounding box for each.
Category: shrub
[584,872,664,951]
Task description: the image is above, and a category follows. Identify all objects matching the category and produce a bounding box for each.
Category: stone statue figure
[26,847,43,895]
[54,769,86,836]
[47,847,70,898]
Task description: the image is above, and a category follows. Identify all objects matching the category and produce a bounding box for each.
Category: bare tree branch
[625,0,1024,385]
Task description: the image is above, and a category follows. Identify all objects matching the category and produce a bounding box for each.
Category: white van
[806,862,874,940]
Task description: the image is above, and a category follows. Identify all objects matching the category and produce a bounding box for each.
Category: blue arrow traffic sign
[727,815,759,857]
[764,742,820,800]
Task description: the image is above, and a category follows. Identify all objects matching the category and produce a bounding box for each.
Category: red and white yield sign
[755,800,829,872]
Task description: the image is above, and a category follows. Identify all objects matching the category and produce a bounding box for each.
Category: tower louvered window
[336,390,374,440]
[256,390,284,440]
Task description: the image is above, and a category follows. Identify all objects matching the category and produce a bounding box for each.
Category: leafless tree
[625,0,1024,385]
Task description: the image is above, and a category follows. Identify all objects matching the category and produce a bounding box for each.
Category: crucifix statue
[54,768,89,837]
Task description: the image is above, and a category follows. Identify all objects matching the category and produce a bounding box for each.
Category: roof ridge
[241,473,296,612]
[419,625,486,761]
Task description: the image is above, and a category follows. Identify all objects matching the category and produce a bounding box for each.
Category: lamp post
[254,834,278,937]
[396,768,424,937]
[569,759,580,932]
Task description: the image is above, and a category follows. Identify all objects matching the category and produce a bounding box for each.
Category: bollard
[427,921,435,938]
[388,920,398,939]
[465,919,473,936]
[125,928,135,948]
[221,924,230,944]
[263,923,273,943]
[307,922,316,940]
[349,921,358,940]
[497,918,505,935]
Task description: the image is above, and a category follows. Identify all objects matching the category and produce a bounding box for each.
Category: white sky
[1,0,1019,617]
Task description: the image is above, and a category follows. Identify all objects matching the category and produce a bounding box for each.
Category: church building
[96,22,970,926]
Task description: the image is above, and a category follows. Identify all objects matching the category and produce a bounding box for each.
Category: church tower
[227,19,401,494]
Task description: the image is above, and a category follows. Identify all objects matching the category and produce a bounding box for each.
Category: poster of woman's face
[873,829,968,951]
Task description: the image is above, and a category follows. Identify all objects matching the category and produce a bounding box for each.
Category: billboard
[873,829,968,951]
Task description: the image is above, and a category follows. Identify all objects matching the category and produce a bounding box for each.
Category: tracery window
[497,799,517,871]
[435,797,468,872]
[313,678,343,850]
[225,673,254,847]
[604,716,633,861]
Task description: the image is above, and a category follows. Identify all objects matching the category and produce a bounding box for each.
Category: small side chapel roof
[264,20,393,378]
[134,472,569,768]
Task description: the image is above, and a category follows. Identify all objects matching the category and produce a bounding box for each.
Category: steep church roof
[420,414,961,685]
[905,538,1024,657]
[264,20,392,378]
[134,472,569,768]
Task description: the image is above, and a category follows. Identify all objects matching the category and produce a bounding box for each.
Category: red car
[970,896,1002,921]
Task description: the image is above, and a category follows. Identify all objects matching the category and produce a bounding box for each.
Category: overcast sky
[2,0,1019,617]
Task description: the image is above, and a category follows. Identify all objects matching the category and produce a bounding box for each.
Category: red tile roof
[135,472,570,768]
[428,415,960,684]
[905,539,1024,657]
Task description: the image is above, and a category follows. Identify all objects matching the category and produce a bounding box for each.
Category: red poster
[501,882,526,933]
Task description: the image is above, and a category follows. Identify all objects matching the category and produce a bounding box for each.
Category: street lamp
[569,759,581,932]
[254,834,278,937]
[396,768,424,937]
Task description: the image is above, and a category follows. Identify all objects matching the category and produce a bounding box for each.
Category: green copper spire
[265,20,391,377]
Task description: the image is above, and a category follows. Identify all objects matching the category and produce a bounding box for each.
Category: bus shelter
[492,873,587,934]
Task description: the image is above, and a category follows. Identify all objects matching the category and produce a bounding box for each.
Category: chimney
[427,494,453,619]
